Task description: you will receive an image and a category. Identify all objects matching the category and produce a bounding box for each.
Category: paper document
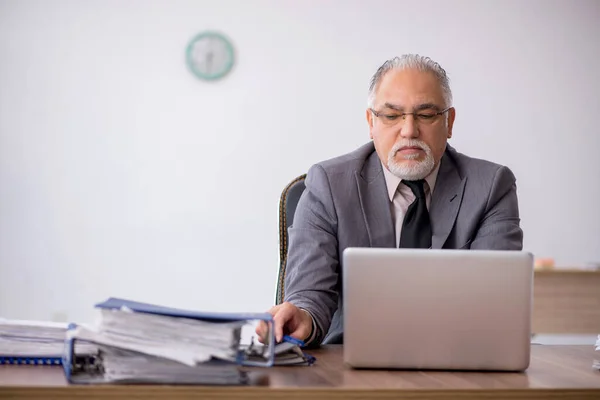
[0,318,96,363]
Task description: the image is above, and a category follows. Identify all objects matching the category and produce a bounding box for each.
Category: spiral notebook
[0,318,96,366]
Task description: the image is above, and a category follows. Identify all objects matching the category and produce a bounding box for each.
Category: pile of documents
[64,298,315,384]
[594,335,600,371]
[0,318,95,364]
[72,306,245,366]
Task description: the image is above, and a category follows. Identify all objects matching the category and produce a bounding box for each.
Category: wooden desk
[533,269,600,333]
[1,345,599,399]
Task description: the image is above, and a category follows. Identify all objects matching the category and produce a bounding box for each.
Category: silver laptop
[342,248,534,371]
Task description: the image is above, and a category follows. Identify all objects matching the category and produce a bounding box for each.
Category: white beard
[387,139,435,180]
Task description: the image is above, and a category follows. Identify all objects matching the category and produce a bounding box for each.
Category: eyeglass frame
[369,106,452,125]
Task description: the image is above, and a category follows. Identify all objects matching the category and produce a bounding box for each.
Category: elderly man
[258,54,523,347]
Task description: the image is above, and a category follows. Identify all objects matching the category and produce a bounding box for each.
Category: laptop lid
[342,248,533,371]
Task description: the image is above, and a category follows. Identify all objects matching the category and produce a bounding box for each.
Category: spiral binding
[0,356,62,365]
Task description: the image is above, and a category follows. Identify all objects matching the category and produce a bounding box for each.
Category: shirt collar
[381,160,441,202]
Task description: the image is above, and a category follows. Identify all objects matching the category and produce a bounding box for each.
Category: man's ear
[446,107,456,139]
[366,109,374,139]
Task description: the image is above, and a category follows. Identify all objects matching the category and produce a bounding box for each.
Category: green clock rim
[186,31,235,81]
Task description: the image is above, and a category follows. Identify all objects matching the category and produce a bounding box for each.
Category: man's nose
[399,114,419,138]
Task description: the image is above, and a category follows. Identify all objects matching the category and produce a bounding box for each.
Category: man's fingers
[273,305,295,343]
[288,324,311,342]
[288,309,312,342]
[273,314,285,343]
[256,303,301,344]
[256,305,282,343]
[255,321,269,343]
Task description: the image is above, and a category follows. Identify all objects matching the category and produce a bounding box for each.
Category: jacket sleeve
[470,165,524,250]
[283,163,339,345]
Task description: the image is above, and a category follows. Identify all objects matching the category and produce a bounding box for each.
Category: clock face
[186,31,235,81]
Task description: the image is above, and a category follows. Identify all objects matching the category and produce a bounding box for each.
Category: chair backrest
[276,174,307,304]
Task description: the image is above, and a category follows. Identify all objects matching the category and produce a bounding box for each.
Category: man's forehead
[375,69,444,105]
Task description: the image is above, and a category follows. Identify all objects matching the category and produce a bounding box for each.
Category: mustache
[391,140,429,154]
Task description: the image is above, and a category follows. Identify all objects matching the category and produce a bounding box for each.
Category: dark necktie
[399,179,432,249]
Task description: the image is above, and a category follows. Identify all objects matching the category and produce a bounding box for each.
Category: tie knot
[402,179,426,199]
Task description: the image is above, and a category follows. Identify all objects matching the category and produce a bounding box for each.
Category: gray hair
[367,54,453,108]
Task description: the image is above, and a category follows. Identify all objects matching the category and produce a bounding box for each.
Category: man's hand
[255,302,313,344]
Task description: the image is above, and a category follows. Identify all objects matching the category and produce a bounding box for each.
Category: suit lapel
[355,150,396,248]
[430,149,467,249]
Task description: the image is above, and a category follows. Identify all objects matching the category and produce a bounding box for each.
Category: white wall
[1,0,599,323]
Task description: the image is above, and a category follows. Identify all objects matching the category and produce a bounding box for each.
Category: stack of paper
[100,346,250,384]
[72,307,245,366]
[65,298,315,384]
[0,318,96,364]
[65,298,268,384]
[67,308,249,384]
[594,335,600,371]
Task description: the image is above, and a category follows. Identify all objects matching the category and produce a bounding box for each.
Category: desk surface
[1,345,599,399]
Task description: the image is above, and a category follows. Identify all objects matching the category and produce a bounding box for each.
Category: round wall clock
[186,31,235,81]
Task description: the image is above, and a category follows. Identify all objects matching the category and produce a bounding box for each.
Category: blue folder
[95,297,274,324]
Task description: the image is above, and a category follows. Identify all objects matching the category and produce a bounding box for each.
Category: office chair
[275,174,306,305]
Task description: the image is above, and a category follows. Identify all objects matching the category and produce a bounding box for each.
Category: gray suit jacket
[283,142,523,345]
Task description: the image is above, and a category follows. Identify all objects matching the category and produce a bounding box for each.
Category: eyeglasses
[370,107,451,126]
